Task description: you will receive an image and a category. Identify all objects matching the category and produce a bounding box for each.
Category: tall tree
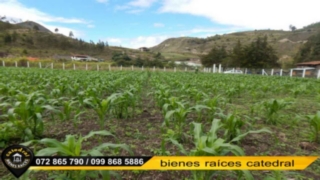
[201,46,228,67]
[33,25,39,31]
[230,40,243,67]
[69,31,74,38]
[241,36,279,68]
[295,31,320,63]
[3,33,12,44]
[289,25,297,32]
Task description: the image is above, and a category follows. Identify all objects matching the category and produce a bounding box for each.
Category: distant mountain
[16,21,52,33]
[151,22,320,60]
[0,20,156,61]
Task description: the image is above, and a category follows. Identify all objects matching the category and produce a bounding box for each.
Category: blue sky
[1,0,320,48]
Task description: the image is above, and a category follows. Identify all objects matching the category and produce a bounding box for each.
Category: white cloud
[128,0,157,8]
[127,9,144,14]
[154,23,165,28]
[159,0,320,30]
[0,0,88,38]
[106,36,168,49]
[187,27,244,34]
[106,38,123,46]
[87,24,95,28]
[0,0,88,24]
[45,24,86,38]
[127,35,168,48]
[96,0,108,4]
[115,0,157,13]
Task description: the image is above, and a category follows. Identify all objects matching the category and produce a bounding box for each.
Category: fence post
[15,61,17,67]
[290,69,293,77]
[109,65,111,71]
[213,64,215,73]
[2,61,5,67]
[51,63,53,69]
[174,67,176,72]
[120,65,122,70]
[153,66,155,72]
[63,63,65,70]
[39,62,42,69]
[245,68,247,74]
[27,61,29,68]
[142,66,144,71]
[271,69,274,76]
[302,69,306,78]
[280,69,283,76]
[73,64,76,70]
[132,65,134,71]
[97,64,99,71]
[185,67,187,71]
[317,70,320,79]
[86,63,88,70]
[218,64,222,73]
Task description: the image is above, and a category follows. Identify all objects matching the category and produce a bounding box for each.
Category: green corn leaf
[168,138,187,155]
[83,130,114,140]
[230,128,272,143]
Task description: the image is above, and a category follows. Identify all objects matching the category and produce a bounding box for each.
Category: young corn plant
[191,104,210,122]
[84,95,115,127]
[167,119,254,180]
[22,130,133,180]
[203,95,224,122]
[306,111,320,143]
[225,87,239,103]
[153,87,171,110]
[220,113,272,143]
[163,103,192,142]
[111,92,132,119]
[6,92,59,141]
[161,96,185,117]
[290,85,306,98]
[261,99,292,125]
[59,100,78,121]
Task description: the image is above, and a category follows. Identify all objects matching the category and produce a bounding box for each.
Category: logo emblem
[1,145,34,178]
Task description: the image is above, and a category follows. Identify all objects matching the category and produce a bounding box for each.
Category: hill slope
[151,23,320,60]
[16,21,52,33]
[0,21,156,61]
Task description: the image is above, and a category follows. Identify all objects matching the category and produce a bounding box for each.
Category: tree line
[294,31,320,63]
[0,30,109,53]
[201,36,279,68]
[111,52,166,67]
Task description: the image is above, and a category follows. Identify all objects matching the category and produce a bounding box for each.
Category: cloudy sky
[0,0,319,49]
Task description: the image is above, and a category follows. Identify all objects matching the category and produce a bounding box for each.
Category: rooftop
[296,61,320,66]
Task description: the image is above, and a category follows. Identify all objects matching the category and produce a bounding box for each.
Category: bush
[22,49,28,55]
[18,58,29,67]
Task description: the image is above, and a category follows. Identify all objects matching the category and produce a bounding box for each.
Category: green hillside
[16,21,52,33]
[0,21,156,61]
[2,20,320,64]
[151,23,320,61]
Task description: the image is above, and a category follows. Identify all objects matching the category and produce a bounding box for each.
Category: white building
[174,61,202,67]
[71,55,98,62]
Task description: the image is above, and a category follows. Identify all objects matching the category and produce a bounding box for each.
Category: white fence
[203,64,320,79]
[1,61,320,79]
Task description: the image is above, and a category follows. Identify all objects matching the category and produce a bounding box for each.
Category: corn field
[0,67,319,180]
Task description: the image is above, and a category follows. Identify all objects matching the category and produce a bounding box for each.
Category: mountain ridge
[151,23,320,61]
